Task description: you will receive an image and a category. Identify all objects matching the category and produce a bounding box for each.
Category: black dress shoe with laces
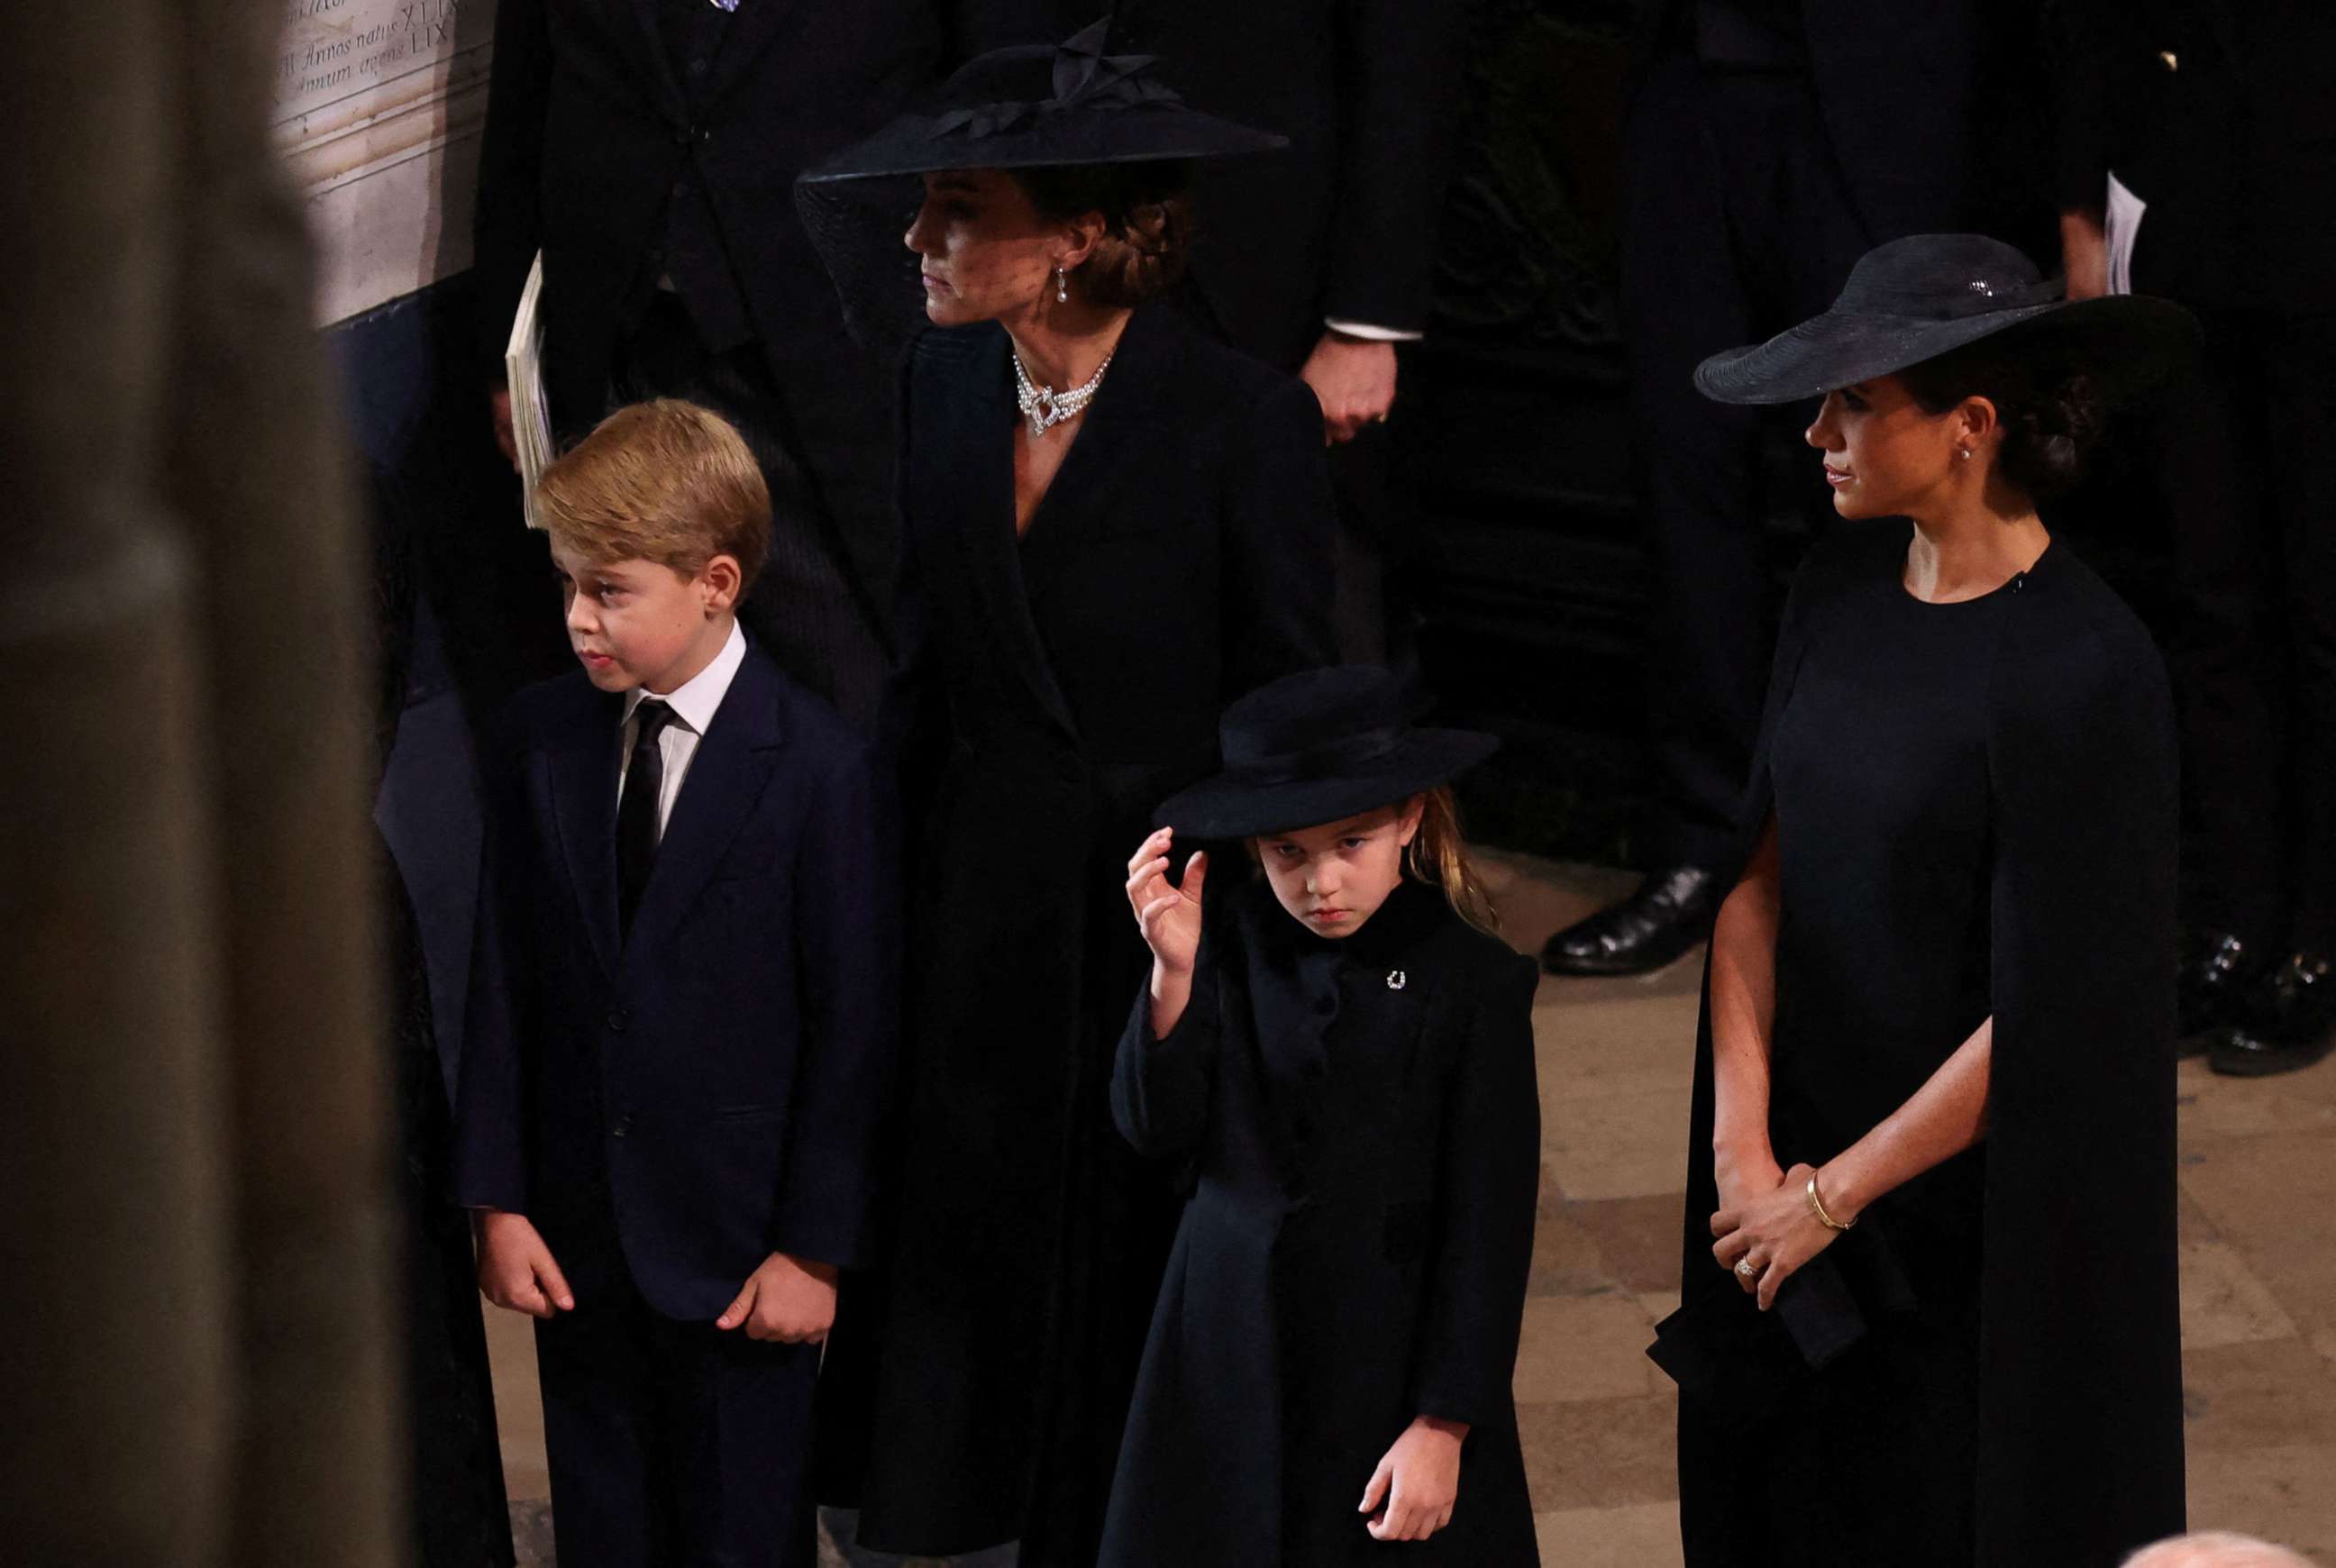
[1541,865,1722,978]
[2178,927,2265,1057]
[2212,951,2336,1078]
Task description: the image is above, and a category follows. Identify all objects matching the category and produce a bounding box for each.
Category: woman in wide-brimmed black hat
[1654,232,2195,1566]
[800,23,1340,1567]
[1103,665,1541,1567]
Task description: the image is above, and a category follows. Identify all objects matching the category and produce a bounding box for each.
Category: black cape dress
[1100,879,1543,1568]
[817,304,1338,1563]
[1658,524,2185,1567]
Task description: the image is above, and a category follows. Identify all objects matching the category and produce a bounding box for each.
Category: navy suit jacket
[454,639,898,1319]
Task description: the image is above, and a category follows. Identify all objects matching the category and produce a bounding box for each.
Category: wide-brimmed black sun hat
[1694,233,2198,406]
[1154,666,1500,841]
[798,19,1284,185]
[796,19,1282,357]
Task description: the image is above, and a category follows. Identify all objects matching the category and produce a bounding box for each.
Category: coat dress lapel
[546,686,626,980]
[1014,305,1182,609]
[619,646,785,965]
[949,327,1081,740]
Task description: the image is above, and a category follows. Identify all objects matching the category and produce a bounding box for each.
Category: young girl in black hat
[1097,665,1542,1568]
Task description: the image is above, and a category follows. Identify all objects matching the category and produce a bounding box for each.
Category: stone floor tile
[1534,994,1701,1104]
[2184,1338,2336,1452]
[2178,1057,2336,1144]
[2181,1131,2336,1352]
[485,1302,550,1501]
[1533,1500,1685,1566]
[1569,1194,1690,1294]
[1513,1293,1668,1404]
[2185,1445,2336,1560]
[1515,1390,1680,1512]
[2182,1240,2303,1352]
[1544,1085,1699,1201]
[1529,1163,1621,1297]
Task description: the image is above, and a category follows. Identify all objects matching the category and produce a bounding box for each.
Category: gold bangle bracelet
[1805,1171,1855,1232]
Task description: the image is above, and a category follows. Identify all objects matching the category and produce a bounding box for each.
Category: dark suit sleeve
[2049,0,2143,215]
[1322,0,1469,332]
[1974,604,2186,1561]
[1110,941,1223,1162]
[769,737,902,1268]
[1221,376,1339,692]
[1412,956,1542,1427]
[452,708,533,1212]
[473,0,552,378]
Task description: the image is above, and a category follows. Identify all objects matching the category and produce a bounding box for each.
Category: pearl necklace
[1011,348,1114,438]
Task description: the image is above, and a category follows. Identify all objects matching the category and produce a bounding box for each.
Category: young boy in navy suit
[455,399,895,1568]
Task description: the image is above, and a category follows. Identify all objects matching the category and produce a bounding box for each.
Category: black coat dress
[820,304,1338,1562]
[1660,526,2185,1567]
[1101,880,1542,1568]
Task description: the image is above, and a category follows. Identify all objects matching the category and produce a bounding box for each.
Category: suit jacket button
[612,1115,633,1139]
[606,1007,629,1032]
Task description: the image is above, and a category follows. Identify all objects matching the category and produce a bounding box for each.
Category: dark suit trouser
[1620,56,1873,868]
[2156,307,2336,955]
[613,293,893,733]
[533,1205,821,1568]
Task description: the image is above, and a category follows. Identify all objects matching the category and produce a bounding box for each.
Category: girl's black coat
[821,304,1339,1560]
[1100,880,1543,1568]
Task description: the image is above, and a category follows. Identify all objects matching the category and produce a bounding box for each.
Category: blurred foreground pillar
[1,3,400,1565]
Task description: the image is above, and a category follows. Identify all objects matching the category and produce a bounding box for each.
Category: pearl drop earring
[1056,265,1069,304]
[1958,448,1973,460]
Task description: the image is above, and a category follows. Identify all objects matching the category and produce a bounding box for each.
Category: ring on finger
[1734,1255,1759,1281]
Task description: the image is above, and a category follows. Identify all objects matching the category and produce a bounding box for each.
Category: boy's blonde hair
[537,399,770,588]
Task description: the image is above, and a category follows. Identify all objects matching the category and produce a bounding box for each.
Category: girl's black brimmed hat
[1155,666,1500,841]
[1693,233,2199,406]
[798,19,1285,185]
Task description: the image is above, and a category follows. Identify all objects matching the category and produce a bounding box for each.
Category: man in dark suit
[473,0,1072,732]
[2058,0,2336,1077]
[455,402,896,1568]
[1105,0,1469,664]
[1543,0,2019,976]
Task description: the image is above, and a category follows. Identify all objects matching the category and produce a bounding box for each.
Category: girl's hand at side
[1126,827,1207,975]
[1711,1161,1844,1311]
[1358,1416,1467,1542]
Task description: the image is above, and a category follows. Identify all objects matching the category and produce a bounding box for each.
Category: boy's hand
[474,1208,574,1318]
[1358,1416,1467,1542]
[716,1252,839,1345]
[1127,827,1207,976]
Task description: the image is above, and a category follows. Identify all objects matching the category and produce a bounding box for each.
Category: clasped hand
[1710,1157,1841,1311]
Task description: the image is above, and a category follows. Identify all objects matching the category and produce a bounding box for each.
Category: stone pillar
[0,1,400,1563]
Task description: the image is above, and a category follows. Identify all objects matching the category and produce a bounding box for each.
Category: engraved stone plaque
[273,0,496,324]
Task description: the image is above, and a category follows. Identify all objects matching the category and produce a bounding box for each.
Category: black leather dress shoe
[2212,951,2336,1078]
[2178,927,2264,1056]
[1542,865,1721,978]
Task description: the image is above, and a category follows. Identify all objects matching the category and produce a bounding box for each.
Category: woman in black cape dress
[1656,235,2191,1568]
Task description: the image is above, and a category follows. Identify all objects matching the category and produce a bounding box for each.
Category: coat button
[612,1114,634,1139]
[606,1007,630,1033]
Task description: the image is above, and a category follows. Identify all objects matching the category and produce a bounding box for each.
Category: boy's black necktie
[616,699,676,939]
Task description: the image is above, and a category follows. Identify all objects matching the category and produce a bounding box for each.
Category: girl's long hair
[1407,785,1501,937]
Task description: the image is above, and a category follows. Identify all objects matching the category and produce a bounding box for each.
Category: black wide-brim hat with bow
[798,18,1284,184]
[1154,666,1500,842]
[1694,233,2198,406]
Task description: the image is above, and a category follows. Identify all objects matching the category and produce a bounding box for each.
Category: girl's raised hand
[1126,826,1208,976]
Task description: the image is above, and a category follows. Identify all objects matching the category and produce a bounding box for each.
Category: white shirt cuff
[1324,318,1423,343]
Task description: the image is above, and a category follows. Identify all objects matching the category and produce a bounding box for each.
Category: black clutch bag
[1646,1221,1915,1428]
